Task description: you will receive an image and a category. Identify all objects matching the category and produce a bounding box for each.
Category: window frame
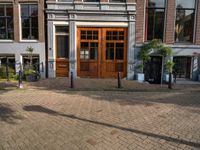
[0,4,14,41]
[145,0,166,41]
[20,3,38,42]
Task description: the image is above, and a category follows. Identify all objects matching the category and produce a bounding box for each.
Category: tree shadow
[0,103,24,124]
[0,81,18,94]
[23,105,200,148]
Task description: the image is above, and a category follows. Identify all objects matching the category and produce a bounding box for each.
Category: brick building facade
[0,0,46,78]
[135,0,200,82]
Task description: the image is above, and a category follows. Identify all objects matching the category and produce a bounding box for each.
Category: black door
[144,56,162,84]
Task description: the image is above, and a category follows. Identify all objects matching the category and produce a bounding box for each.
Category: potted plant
[24,46,39,82]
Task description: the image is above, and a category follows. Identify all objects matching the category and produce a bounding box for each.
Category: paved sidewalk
[0,79,200,150]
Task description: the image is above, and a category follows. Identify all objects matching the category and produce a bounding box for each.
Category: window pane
[0,18,6,39]
[116,43,124,60]
[176,0,196,9]
[22,28,29,39]
[90,42,98,60]
[56,26,69,33]
[22,18,29,28]
[21,5,29,17]
[32,28,38,39]
[84,0,99,2]
[147,9,165,40]
[148,0,165,8]
[6,6,13,17]
[30,5,38,17]
[31,17,38,28]
[175,10,195,42]
[106,43,114,60]
[57,35,69,58]
[0,5,4,16]
[110,0,126,2]
[7,17,14,39]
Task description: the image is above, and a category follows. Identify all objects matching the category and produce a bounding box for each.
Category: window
[21,4,38,40]
[83,0,99,2]
[145,0,165,41]
[23,55,40,71]
[109,0,126,2]
[56,26,69,59]
[0,4,13,39]
[175,0,196,43]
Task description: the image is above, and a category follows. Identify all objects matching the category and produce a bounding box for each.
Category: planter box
[136,73,144,82]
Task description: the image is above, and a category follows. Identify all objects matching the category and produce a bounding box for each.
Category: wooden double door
[77,27,127,78]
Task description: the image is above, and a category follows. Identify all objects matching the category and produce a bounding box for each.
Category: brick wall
[164,0,176,44]
[135,0,145,44]
[195,0,200,44]
[0,0,44,42]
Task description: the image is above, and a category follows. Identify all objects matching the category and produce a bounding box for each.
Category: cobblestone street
[0,79,200,150]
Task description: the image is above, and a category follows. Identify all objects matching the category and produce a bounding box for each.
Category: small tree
[26,46,34,67]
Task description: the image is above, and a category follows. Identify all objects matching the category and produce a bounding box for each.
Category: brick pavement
[0,79,200,150]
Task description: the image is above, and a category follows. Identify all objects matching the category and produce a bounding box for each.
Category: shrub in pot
[24,68,39,82]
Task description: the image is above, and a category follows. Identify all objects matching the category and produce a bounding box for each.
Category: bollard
[18,70,23,88]
[118,72,122,88]
[70,72,74,88]
[168,72,172,89]
[6,62,9,82]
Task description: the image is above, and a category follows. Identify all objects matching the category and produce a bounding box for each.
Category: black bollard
[168,72,172,89]
[70,72,74,88]
[18,70,23,88]
[118,72,122,88]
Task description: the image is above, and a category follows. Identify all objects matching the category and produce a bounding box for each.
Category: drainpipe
[44,0,48,78]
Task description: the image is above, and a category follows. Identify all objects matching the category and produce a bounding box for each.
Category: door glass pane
[57,35,69,58]
[90,42,98,60]
[116,43,124,60]
[80,42,89,60]
[106,43,114,60]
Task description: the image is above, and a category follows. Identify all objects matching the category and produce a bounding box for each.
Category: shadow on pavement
[0,103,24,124]
[23,105,200,148]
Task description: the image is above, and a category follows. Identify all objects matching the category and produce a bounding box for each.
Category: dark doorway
[173,56,191,79]
[144,56,162,84]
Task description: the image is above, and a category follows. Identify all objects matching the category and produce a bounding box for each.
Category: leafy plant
[165,61,175,73]
[138,39,173,73]
[26,46,34,67]
[0,65,16,79]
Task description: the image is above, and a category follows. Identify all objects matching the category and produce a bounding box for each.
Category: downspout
[44,0,48,78]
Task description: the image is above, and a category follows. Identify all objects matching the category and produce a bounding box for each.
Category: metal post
[118,72,122,88]
[18,63,23,88]
[168,72,172,89]
[6,58,9,81]
[70,72,74,88]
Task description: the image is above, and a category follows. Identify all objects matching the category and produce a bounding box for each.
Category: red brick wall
[195,0,200,45]
[164,0,176,44]
[135,0,145,44]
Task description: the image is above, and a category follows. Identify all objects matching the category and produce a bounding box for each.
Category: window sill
[20,40,39,43]
[0,40,14,43]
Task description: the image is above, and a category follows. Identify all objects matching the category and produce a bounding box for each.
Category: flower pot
[136,73,144,82]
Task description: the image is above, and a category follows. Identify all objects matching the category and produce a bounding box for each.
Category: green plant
[26,46,34,67]
[24,68,37,76]
[138,39,173,73]
[0,65,16,79]
[165,60,175,73]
